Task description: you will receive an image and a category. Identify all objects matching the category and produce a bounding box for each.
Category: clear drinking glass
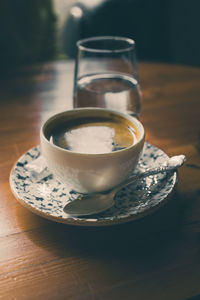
[73,36,142,117]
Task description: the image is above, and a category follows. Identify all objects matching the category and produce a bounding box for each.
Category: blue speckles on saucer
[9,143,177,226]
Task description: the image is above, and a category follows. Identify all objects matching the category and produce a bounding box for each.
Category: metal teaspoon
[63,155,186,216]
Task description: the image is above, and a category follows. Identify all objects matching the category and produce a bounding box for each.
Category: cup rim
[40,108,145,157]
[76,36,135,54]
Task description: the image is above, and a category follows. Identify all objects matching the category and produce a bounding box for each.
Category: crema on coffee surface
[48,117,138,154]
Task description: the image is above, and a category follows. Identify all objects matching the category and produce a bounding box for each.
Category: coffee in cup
[47,114,140,154]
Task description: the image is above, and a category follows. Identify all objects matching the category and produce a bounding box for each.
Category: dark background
[1,0,200,77]
[0,0,57,76]
[62,0,200,66]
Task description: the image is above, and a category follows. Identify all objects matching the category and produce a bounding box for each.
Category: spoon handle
[115,158,183,192]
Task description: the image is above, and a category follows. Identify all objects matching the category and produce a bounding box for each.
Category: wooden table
[0,61,200,300]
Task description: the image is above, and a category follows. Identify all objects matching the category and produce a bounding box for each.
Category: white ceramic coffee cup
[40,108,145,193]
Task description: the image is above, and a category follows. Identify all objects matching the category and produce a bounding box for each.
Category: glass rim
[76,36,135,53]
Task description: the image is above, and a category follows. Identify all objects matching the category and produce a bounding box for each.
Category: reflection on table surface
[0,60,200,300]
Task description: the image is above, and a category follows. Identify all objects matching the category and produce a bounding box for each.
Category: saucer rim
[9,143,177,227]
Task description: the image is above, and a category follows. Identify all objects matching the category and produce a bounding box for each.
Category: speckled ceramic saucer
[9,143,177,226]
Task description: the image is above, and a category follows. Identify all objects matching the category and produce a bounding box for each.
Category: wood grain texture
[0,61,200,300]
